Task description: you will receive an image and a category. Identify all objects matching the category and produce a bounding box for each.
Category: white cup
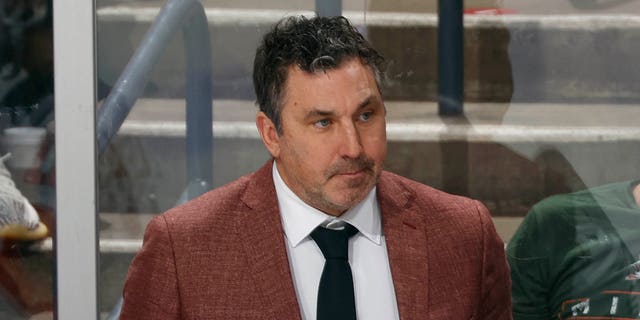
[1,127,47,169]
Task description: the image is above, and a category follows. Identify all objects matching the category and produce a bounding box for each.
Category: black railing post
[438,0,464,116]
[316,0,342,17]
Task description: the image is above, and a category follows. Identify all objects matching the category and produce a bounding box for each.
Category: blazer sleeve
[120,215,181,320]
[474,200,513,320]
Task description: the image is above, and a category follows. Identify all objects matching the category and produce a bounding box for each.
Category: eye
[359,111,372,121]
[314,119,331,128]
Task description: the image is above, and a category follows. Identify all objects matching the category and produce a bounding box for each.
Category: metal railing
[101,1,212,317]
[96,0,213,201]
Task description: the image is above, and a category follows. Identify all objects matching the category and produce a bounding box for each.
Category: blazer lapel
[378,172,430,319]
[236,161,302,320]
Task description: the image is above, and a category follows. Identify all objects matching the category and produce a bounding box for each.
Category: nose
[339,122,363,159]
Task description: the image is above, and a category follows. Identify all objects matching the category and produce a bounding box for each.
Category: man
[508,180,640,319]
[121,16,511,319]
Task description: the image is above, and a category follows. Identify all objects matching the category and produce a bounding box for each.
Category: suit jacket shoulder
[161,172,254,233]
[121,162,301,320]
[378,170,491,233]
[378,171,512,319]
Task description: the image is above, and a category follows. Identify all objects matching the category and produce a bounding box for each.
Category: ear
[256,112,281,158]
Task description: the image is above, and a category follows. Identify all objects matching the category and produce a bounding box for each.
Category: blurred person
[508,180,640,319]
[0,154,46,240]
[121,15,511,320]
[0,152,49,319]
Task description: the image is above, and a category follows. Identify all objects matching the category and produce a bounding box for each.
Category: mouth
[339,168,365,175]
[333,167,369,178]
[327,156,376,180]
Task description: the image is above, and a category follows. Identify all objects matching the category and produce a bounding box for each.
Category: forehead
[281,59,379,107]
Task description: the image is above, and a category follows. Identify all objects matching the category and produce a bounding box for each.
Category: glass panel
[96,0,319,317]
[96,0,640,318]
[0,0,55,318]
[364,0,640,317]
[469,1,640,319]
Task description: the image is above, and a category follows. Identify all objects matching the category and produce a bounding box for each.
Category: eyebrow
[304,95,379,120]
[304,109,335,121]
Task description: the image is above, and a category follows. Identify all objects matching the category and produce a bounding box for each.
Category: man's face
[257,58,387,216]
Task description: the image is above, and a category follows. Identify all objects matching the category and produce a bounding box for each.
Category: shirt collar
[273,161,382,247]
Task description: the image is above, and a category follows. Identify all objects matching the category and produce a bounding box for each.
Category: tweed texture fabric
[120,161,512,319]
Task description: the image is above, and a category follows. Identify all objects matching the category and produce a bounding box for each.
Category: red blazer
[120,161,512,319]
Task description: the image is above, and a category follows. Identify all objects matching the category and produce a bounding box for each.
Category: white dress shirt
[273,162,400,320]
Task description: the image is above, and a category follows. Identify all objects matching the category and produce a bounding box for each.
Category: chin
[331,190,369,208]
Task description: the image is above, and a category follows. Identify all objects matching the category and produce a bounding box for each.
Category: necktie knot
[310,224,358,260]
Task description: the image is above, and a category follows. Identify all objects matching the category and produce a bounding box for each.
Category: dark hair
[253,15,384,134]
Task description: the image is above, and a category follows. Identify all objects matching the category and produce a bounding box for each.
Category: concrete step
[97,6,640,102]
[96,99,640,218]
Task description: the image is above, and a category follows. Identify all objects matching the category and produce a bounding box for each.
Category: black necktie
[310,224,359,320]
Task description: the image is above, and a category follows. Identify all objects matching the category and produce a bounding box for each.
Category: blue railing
[102,1,212,317]
[96,0,213,201]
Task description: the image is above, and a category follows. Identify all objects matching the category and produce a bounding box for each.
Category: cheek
[363,131,387,160]
[302,147,331,171]
[282,139,324,174]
